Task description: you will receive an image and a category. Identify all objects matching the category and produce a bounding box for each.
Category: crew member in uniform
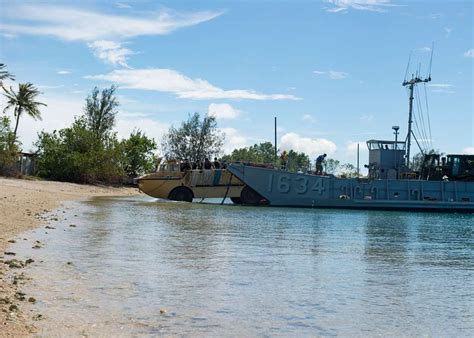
[315,153,327,175]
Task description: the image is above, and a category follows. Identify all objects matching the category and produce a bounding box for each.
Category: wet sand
[0,177,139,336]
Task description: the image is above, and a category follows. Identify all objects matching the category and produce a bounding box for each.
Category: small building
[18,152,38,176]
[366,140,406,179]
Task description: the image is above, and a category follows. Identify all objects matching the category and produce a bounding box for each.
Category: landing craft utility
[227,61,474,212]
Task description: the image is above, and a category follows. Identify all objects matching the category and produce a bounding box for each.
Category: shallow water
[11,196,474,336]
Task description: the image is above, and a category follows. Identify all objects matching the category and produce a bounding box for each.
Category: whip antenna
[404,51,412,82]
[427,41,434,79]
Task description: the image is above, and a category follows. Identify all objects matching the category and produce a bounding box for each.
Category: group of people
[180,157,227,172]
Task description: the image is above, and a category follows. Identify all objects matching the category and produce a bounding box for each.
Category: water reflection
[11,196,474,336]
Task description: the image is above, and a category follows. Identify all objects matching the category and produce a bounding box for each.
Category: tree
[120,130,157,177]
[325,158,340,174]
[0,116,19,175]
[35,117,124,183]
[162,112,224,163]
[0,63,14,85]
[2,83,46,146]
[412,149,442,172]
[287,150,310,172]
[222,142,276,163]
[340,163,358,178]
[84,86,119,139]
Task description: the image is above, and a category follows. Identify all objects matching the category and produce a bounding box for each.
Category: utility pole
[274,117,277,162]
[402,74,430,168]
[357,143,360,178]
[393,125,400,178]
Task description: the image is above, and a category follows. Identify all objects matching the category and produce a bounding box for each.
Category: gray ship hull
[228,163,474,212]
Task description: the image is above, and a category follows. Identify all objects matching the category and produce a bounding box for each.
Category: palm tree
[0,63,14,85]
[2,83,46,145]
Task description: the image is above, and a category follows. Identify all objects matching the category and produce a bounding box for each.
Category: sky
[0,0,472,166]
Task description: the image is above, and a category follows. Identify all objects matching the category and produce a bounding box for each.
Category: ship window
[461,197,470,202]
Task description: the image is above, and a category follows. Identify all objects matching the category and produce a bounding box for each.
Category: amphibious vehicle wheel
[240,186,266,206]
[168,186,194,202]
[230,197,242,204]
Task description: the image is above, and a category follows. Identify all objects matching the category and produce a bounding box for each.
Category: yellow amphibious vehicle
[137,160,245,203]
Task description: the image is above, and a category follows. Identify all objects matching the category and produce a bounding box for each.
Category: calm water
[11,196,474,336]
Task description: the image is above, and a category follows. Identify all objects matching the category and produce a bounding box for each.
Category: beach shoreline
[0,177,139,336]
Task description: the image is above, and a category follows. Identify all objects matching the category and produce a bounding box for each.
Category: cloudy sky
[0,0,472,165]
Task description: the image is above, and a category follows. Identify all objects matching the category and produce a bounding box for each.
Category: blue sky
[0,0,472,165]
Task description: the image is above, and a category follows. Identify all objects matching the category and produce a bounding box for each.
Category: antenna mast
[402,73,431,168]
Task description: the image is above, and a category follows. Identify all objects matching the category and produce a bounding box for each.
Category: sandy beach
[0,177,139,336]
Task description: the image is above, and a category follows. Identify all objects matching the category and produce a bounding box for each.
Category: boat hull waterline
[228,163,474,212]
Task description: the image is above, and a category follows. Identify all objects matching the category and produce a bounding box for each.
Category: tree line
[1,62,361,184]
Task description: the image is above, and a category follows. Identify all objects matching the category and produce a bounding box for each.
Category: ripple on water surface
[11,196,474,336]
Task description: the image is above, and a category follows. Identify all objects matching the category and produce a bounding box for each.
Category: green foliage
[286,150,310,172]
[222,142,276,163]
[84,86,118,139]
[2,82,46,144]
[339,163,358,178]
[120,129,157,177]
[35,87,158,183]
[325,158,340,174]
[162,112,224,163]
[0,63,14,84]
[412,149,442,172]
[0,116,19,175]
[222,142,309,172]
[35,117,124,183]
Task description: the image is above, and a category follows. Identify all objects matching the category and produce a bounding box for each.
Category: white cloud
[1,33,16,39]
[220,127,248,153]
[359,114,374,121]
[462,147,474,155]
[279,132,337,158]
[57,70,71,75]
[444,27,453,37]
[325,0,395,13]
[313,70,348,80]
[86,68,300,100]
[208,103,241,119]
[0,5,222,42]
[3,93,84,151]
[428,83,455,94]
[302,114,317,123]
[88,40,134,68]
[328,71,348,80]
[346,141,368,157]
[464,49,474,58]
[115,2,132,9]
[428,83,456,94]
[428,84,452,88]
[115,116,169,148]
[417,46,432,52]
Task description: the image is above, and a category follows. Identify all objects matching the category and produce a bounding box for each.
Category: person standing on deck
[203,158,214,170]
[213,157,221,169]
[280,151,288,170]
[315,154,327,175]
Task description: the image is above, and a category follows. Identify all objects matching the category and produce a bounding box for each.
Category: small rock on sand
[5,259,24,269]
